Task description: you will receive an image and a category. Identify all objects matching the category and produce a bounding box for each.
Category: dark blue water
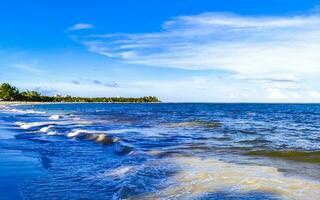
[0,103,319,199]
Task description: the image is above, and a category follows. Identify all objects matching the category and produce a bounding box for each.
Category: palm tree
[0,83,20,101]
[20,91,41,102]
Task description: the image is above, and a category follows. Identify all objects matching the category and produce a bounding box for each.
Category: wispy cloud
[72,80,80,85]
[235,74,300,83]
[69,11,320,102]
[18,76,320,102]
[92,80,119,88]
[10,60,42,74]
[68,23,94,31]
[77,12,320,77]
[34,87,58,96]
[104,82,119,88]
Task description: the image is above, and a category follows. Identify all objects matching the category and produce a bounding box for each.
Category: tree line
[0,83,160,103]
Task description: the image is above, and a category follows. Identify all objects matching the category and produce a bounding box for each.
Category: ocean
[0,103,319,199]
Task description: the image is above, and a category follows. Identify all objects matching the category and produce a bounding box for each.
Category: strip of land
[0,83,161,103]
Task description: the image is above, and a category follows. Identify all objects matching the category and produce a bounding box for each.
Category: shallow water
[0,125,43,200]
[0,103,319,199]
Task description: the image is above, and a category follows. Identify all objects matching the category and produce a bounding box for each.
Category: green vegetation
[0,83,160,103]
[0,83,20,101]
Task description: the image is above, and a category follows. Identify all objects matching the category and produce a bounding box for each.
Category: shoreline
[0,101,163,107]
[2,101,320,106]
[2,100,320,105]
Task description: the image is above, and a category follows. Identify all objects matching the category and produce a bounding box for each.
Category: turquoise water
[0,103,319,199]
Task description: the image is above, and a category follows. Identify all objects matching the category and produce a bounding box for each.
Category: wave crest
[49,115,61,120]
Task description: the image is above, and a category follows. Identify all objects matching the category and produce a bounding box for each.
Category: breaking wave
[2,103,320,199]
[3,108,46,114]
[15,121,53,129]
[49,115,61,120]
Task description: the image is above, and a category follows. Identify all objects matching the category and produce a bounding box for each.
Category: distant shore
[1,83,161,103]
[0,101,41,105]
[0,101,162,106]
[0,101,63,106]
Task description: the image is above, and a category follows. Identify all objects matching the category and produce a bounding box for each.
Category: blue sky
[1,0,320,102]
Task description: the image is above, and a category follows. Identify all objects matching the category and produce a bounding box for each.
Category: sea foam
[5,108,46,114]
[49,115,61,120]
[67,129,103,138]
[39,125,54,133]
[15,122,50,129]
[141,156,320,200]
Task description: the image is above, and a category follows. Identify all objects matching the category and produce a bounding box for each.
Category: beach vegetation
[0,83,20,101]
[0,83,160,103]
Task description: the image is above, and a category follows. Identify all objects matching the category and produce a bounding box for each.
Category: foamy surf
[3,103,320,199]
[15,122,52,129]
[47,131,60,136]
[15,121,86,130]
[138,156,320,200]
[67,129,104,138]
[104,166,133,177]
[66,129,121,145]
[95,133,120,144]
[39,125,54,133]
[5,108,46,114]
[49,115,61,120]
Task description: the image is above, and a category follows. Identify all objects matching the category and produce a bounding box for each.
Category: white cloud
[17,76,320,102]
[78,13,320,76]
[309,90,320,98]
[234,73,299,83]
[229,92,235,99]
[290,92,301,99]
[69,12,320,102]
[68,23,94,31]
[267,88,287,100]
[17,76,262,102]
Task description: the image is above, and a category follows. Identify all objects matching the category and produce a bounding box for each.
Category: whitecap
[104,166,133,177]
[67,129,103,138]
[39,125,54,133]
[6,108,46,114]
[49,115,61,120]
[47,131,59,136]
[16,121,77,130]
[15,122,50,129]
[95,134,120,144]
